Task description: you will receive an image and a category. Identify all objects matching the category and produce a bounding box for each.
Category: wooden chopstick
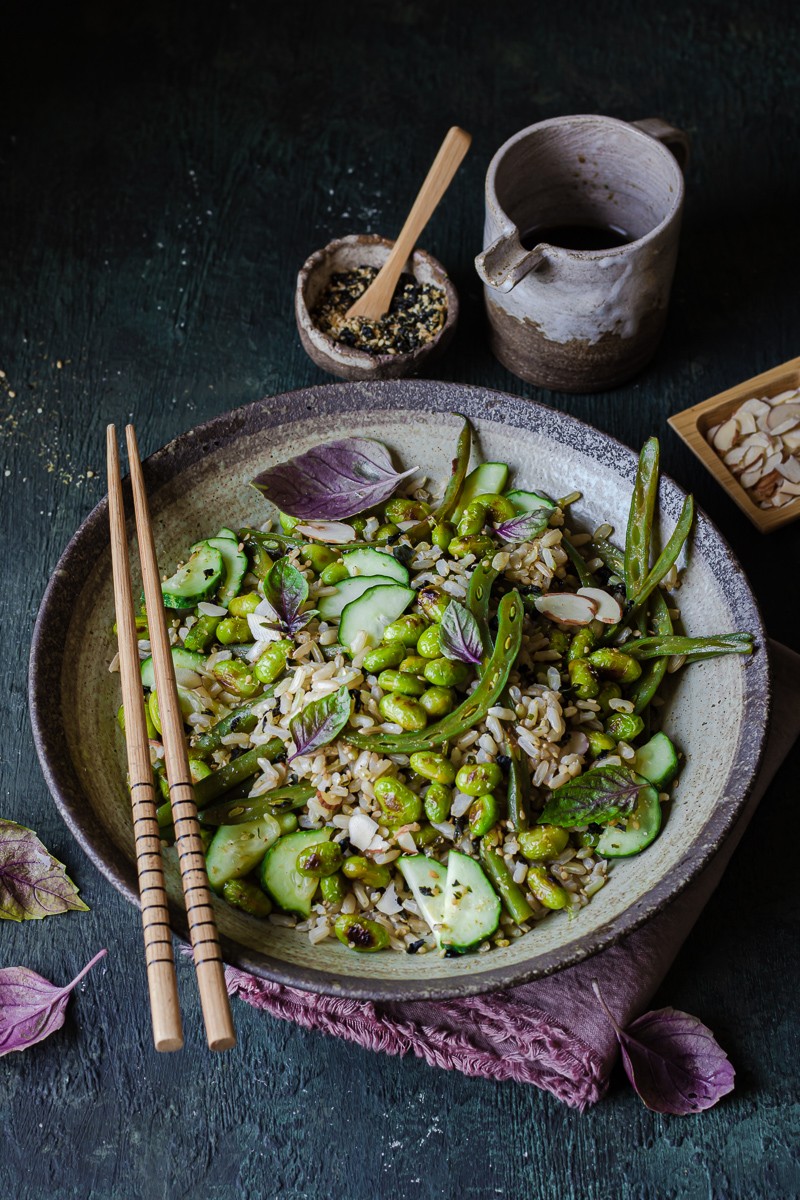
[124,424,236,1052]
[106,425,184,1053]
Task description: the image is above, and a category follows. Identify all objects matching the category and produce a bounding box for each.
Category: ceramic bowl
[295,234,458,380]
[29,381,770,1001]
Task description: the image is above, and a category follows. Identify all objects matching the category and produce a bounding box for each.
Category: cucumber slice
[259,828,332,916]
[147,685,207,734]
[206,813,281,892]
[338,584,415,651]
[397,856,447,938]
[453,463,509,523]
[342,547,409,584]
[191,536,248,608]
[596,779,662,858]
[216,527,237,541]
[633,732,679,787]
[506,488,557,513]
[439,851,501,952]
[140,646,206,691]
[161,544,224,608]
[317,574,399,620]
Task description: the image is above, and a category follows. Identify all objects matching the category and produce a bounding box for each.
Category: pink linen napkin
[225,642,799,1110]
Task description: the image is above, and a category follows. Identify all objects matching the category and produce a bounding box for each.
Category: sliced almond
[769,388,800,406]
[712,418,740,452]
[723,444,749,467]
[777,456,800,483]
[737,410,757,435]
[294,520,357,543]
[767,413,800,438]
[782,432,800,453]
[762,450,784,476]
[576,586,623,625]
[740,464,765,489]
[739,443,764,470]
[739,397,771,418]
[750,469,783,503]
[535,592,597,626]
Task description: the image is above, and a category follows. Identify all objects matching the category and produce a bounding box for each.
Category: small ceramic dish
[669,355,800,533]
[29,381,769,1002]
[295,234,458,380]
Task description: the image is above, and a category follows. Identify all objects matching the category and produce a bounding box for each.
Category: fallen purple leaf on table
[0,949,108,1056]
[0,819,89,921]
[592,981,735,1114]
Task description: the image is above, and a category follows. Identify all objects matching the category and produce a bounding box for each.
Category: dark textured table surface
[2,3,799,1198]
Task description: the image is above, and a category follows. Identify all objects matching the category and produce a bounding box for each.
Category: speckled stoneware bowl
[295,234,458,380]
[29,381,770,1001]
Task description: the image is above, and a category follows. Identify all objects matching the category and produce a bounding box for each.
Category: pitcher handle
[474,232,546,293]
[631,118,691,172]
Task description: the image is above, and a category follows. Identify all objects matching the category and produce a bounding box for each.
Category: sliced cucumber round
[397,855,447,939]
[338,584,415,651]
[439,851,501,952]
[206,814,281,892]
[317,574,399,621]
[506,488,556,514]
[633,731,679,787]
[161,544,224,608]
[259,828,332,917]
[192,536,248,608]
[342,547,409,584]
[596,780,662,858]
[140,646,206,691]
[453,462,509,523]
[216,526,237,541]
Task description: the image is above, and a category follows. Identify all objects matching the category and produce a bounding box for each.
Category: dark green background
[2,3,798,1197]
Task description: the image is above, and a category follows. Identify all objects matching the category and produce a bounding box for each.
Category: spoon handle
[346,126,471,321]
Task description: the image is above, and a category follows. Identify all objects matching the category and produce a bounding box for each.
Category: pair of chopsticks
[107,424,236,1053]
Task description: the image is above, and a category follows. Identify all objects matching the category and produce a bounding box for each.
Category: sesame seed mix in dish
[312,266,447,356]
[113,422,754,956]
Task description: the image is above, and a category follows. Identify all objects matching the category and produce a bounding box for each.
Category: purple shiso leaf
[0,949,107,1056]
[251,438,418,520]
[495,508,552,544]
[592,982,736,1114]
[539,765,645,827]
[0,820,90,921]
[288,686,352,761]
[439,600,484,666]
[260,558,310,634]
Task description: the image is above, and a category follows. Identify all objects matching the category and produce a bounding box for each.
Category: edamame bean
[254,638,293,685]
[382,614,429,646]
[449,534,495,560]
[244,540,273,581]
[362,642,406,673]
[227,591,261,617]
[419,686,456,717]
[588,648,642,683]
[409,751,456,785]
[548,628,571,657]
[320,872,346,905]
[432,520,456,550]
[334,913,389,952]
[417,586,449,622]
[586,730,616,757]
[399,654,428,674]
[568,658,599,699]
[350,517,367,534]
[568,627,596,662]
[184,613,221,652]
[597,682,622,715]
[373,775,423,824]
[189,757,212,784]
[414,823,445,849]
[416,625,444,659]
[320,561,349,586]
[296,841,343,877]
[605,712,645,742]
[518,825,569,862]
[211,659,262,697]
[458,494,515,537]
[341,856,392,887]
[222,879,272,917]
[385,497,431,523]
[455,761,503,796]
[468,793,499,838]
[278,511,300,533]
[374,522,400,541]
[423,657,469,688]
[301,543,338,573]
[526,865,569,910]
[424,782,452,822]
[216,616,254,645]
[276,812,299,834]
[378,693,428,730]
[377,669,426,697]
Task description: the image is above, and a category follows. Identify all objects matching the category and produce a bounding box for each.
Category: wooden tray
[668,356,800,533]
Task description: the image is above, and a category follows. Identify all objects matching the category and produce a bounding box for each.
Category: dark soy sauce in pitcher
[520,223,633,251]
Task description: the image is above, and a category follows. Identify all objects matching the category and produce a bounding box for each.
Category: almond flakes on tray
[706,386,800,509]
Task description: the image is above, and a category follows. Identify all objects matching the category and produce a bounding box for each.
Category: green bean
[449,534,495,559]
[297,841,343,877]
[345,591,524,754]
[320,872,346,905]
[416,626,444,658]
[341,856,391,887]
[419,686,456,716]
[468,793,499,838]
[211,658,262,697]
[334,914,389,951]
[587,648,642,683]
[182,737,285,817]
[627,495,695,619]
[409,751,456,785]
[227,591,261,617]
[417,585,450,622]
[423,657,469,688]
[424,782,452,822]
[518,825,569,861]
[405,418,472,545]
[480,844,535,925]
[189,757,212,783]
[568,658,599,698]
[625,438,660,606]
[628,587,672,714]
[362,642,406,673]
[373,776,423,825]
[561,533,596,588]
[190,701,260,758]
[184,613,222,652]
[216,617,254,646]
[237,527,303,552]
[591,539,625,577]
[382,614,429,646]
[254,639,293,685]
[526,865,568,910]
[505,729,531,833]
[606,712,645,742]
[279,511,300,533]
[455,761,503,796]
[378,693,428,731]
[623,631,754,662]
[221,879,272,917]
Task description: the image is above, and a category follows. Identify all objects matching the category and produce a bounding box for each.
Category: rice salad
[113,422,754,956]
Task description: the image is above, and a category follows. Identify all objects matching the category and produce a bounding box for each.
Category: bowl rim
[28,380,771,1001]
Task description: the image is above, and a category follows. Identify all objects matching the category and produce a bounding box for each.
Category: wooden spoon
[345,126,471,322]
